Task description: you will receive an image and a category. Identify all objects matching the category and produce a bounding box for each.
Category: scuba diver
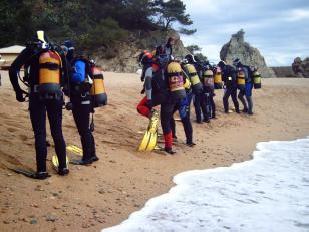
[137,44,187,154]
[165,37,175,59]
[170,71,195,147]
[202,67,216,119]
[233,58,254,115]
[63,43,99,165]
[9,31,68,179]
[136,49,176,154]
[183,54,207,123]
[218,60,240,113]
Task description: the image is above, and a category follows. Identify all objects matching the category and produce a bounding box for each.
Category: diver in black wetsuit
[218,61,240,113]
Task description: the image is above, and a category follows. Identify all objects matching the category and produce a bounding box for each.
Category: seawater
[103,137,309,232]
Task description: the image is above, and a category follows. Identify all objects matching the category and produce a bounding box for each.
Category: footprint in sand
[18,134,28,141]
[0,149,22,166]
[0,112,9,119]
[7,127,18,133]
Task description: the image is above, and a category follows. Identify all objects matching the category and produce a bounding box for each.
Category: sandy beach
[0,70,309,231]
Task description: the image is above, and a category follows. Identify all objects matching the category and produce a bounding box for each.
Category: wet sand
[0,70,309,231]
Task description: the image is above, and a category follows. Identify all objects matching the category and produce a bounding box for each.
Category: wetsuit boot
[164,131,175,154]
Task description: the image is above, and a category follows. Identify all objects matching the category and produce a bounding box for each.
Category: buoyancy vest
[150,65,169,106]
[71,58,89,84]
[70,58,92,94]
[38,50,62,99]
[183,63,203,93]
[151,64,168,95]
[167,61,186,100]
[90,66,107,107]
[253,71,261,89]
[214,67,223,89]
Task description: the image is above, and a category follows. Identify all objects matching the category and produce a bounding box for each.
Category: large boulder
[292,57,309,78]
[220,29,276,78]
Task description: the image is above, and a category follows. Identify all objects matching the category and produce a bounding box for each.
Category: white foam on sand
[102,137,309,232]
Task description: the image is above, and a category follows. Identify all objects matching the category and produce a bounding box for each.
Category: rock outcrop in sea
[292,57,309,78]
[220,29,276,78]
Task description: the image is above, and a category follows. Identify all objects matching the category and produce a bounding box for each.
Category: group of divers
[7,31,261,180]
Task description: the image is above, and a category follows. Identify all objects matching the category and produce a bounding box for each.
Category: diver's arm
[9,48,32,93]
[144,67,152,100]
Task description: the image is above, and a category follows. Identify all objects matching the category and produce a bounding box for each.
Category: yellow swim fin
[138,131,151,151]
[66,145,82,156]
[138,109,160,152]
[145,131,158,151]
[51,155,69,172]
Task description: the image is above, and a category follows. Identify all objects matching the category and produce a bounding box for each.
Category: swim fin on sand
[51,155,69,172]
[66,145,82,156]
[8,167,51,179]
[138,109,160,152]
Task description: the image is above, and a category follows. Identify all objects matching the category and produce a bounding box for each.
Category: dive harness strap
[189,72,198,77]
[39,62,60,70]
[167,72,181,77]
[93,74,103,79]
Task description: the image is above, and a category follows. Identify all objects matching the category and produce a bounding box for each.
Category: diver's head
[233,58,241,67]
[137,50,153,67]
[62,40,75,61]
[155,45,166,56]
[203,69,214,77]
[63,40,74,51]
[185,54,196,64]
[217,60,226,69]
[28,30,49,49]
[166,37,176,46]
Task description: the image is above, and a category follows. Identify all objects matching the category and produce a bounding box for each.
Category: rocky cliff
[292,57,309,78]
[220,29,276,77]
[94,31,189,72]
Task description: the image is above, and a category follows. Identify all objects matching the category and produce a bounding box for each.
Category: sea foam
[103,137,309,232]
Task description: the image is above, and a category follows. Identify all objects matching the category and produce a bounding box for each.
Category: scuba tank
[167,61,186,100]
[183,63,203,93]
[38,50,62,99]
[214,67,223,89]
[237,68,246,89]
[183,78,191,90]
[253,71,261,89]
[90,66,107,107]
[203,69,214,89]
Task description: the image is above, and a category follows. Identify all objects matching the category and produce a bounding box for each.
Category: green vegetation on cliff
[0,0,194,56]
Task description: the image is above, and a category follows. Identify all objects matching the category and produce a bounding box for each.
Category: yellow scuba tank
[183,78,191,90]
[214,67,223,89]
[167,61,186,100]
[90,66,107,107]
[38,50,62,99]
[237,69,246,89]
[203,69,214,88]
[253,71,261,89]
[237,70,246,85]
[183,64,203,93]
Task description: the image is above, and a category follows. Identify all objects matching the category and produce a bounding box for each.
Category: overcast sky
[179,0,309,66]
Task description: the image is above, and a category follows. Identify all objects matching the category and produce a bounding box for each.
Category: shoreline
[0,71,309,231]
[103,136,309,231]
